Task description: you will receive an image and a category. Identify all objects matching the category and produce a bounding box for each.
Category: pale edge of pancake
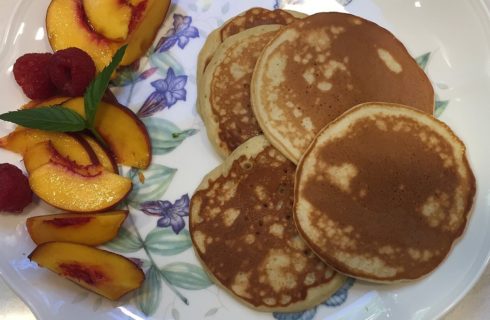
[196,8,308,116]
[199,25,282,158]
[284,10,308,19]
[293,102,477,283]
[190,135,346,311]
[251,26,304,164]
[197,28,221,116]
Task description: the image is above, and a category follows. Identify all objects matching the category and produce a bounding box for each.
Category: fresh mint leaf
[0,106,86,132]
[84,45,127,127]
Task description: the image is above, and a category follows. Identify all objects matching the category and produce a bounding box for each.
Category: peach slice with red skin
[23,140,96,174]
[63,97,151,169]
[83,0,134,41]
[46,0,120,71]
[26,210,128,245]
[121,0,171,65]
[1,129,118,173]
[27,143,131,212]
[29,160,131,212]
[81,134,118,173]
[20,96,71,110]
[29,242,144,300]
[46,0,171,71]
[0,129,97,165]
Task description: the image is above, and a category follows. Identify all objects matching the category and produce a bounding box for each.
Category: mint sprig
[0,106,86,132]
[0,45,128,144]
[84,45,127,127]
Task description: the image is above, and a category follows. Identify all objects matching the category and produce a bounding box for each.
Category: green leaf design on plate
[142,118,198,155]
[205,308,219,317]
[221,2,230,14]
[161,262,212,290]
[150,52,185,77]
[134,266,162,316]
[435,99,449,117]
[145,228,192,256]
[127,163,177,205]
[436,82,449,90]
[71,291,90,304]
[111,66,137,87]
[138,258,152,270]
[104,227,143,253]
[92,297,103,311]
[415,52,431,71]
[172,308,181,320]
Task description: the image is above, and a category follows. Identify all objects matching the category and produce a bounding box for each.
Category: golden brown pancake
[196,8,306,115]
[200,25,281,157]
[190,135,345,311]
[294,103,476,282]
[251,12,435,164]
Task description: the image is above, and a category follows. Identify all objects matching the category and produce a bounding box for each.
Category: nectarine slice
[122,0,171,66]
[23,138,100,173]
[29,161,131,212]
[0,129,97,166]
[26,210,128,245]
[81,134,118,173]
[83,0,132,41]
[63,97,151,169]
[46,0,120,71]
[46,0,169,70]
[29,242,144,300]
[24,141,64,174]
[21,96,71,110]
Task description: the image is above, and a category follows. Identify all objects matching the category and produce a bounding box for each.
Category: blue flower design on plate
[323,277,355,307]
[141,194,190,234]
[273,308,317,320]
[137,68,187,117]
[154,14,199,53]
[273,278,356,320]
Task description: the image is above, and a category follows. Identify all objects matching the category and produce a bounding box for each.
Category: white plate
[1,0,490,319]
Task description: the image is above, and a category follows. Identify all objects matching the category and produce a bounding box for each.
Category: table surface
[1,267,490,320]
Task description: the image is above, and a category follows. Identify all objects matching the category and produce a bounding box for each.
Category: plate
[1,0,489,319]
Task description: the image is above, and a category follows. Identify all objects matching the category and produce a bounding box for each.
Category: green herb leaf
[84,45,127,127]
[0,106,86,132]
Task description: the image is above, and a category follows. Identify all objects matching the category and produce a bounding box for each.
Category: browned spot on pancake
[220,8,296,41]
[253,12,435,163]
[191,144,338,308]
[210,29,278,154]
[295,105,476,281]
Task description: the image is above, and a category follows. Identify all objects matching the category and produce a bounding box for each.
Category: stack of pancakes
[191,7,476,312]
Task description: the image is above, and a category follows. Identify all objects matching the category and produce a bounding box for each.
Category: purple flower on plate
[141,194,190,234]
[155,14,199,52]
[137,68,187,117]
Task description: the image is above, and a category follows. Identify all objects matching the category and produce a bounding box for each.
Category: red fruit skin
[48,47,96,96]
[0,164,33,214]
[13,53,57,100]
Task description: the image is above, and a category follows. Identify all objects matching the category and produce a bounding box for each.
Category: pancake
[196,8,305,115]
[190,135,345,311]
[200,25,281,157]
[251,12,435,164]
[294,102,476,282]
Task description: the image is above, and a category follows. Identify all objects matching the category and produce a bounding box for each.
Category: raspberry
[0,164,33,214]
[13,53,56,100]
[48,47,96,96]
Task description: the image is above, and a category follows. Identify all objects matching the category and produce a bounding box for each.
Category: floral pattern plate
[1,0,490,319]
